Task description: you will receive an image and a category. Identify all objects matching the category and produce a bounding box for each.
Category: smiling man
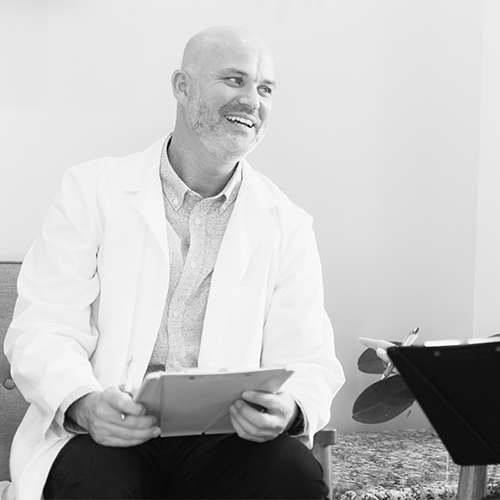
[4,26,344,499]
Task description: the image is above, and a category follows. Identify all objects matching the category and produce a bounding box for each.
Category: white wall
[474,0,500,338]
[0,0,495,432]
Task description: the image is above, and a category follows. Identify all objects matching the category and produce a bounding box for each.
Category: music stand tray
[388,340,500,466]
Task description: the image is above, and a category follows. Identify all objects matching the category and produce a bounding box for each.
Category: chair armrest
[312,428,337,500]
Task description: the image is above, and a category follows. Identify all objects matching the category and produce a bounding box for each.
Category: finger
[243,391,295,428]
[358,337,395,350]
[91,420,161,447]
[112,421,161,440]
[230,401,281,441]
[241,391,273,412]
[92,432,158,448]
[106,389,147,418]
[116,413,158,429]
[376,347,391,364]
[100,398,145,426]
[230,400,264,429]
[117,400,147,419]
[234,399,271,425]
[229,409,267,443]
[118,383,138,398]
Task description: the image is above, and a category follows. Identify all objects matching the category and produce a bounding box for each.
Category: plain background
[1,0,500,433]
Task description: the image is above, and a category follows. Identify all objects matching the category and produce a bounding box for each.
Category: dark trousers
[43,433,328,499]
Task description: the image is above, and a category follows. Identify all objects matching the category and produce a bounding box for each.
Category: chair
[0,261,336,498]
[0,262,29,484]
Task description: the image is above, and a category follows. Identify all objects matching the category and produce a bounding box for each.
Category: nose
[237,85,260,111]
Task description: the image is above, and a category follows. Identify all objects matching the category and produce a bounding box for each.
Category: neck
[168,130,238,198]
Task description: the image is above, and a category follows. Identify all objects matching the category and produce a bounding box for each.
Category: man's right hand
[66,387,161,447]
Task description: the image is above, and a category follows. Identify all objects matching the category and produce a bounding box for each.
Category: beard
[186,84,268,163]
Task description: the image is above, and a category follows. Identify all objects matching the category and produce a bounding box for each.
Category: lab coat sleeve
[261,214,345,446]
[4,163,104,437]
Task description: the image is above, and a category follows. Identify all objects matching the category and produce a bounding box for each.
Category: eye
[226,77,243,86]
[259,86,274,97]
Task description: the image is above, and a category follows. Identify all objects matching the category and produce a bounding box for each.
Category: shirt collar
[160,135,242,213]
[218,162,242,213]
[160,136,190,211]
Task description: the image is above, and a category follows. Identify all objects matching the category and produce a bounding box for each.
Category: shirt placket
[164,194,212,371]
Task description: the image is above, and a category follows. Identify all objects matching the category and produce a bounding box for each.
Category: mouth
[224,114,256,129]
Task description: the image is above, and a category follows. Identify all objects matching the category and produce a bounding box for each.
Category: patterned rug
[330,429,500,499]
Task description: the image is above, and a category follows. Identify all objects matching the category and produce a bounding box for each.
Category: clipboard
[134,367,293,436]
[387,339,500,465]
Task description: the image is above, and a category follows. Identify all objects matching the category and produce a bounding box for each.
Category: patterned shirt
[147,138,242,373]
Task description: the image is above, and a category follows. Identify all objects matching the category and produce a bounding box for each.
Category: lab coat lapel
[124,136,169,263]
[199,162,277,366]
[119,137,170,378]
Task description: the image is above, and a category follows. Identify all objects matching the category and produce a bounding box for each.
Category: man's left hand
[229,391,298,443]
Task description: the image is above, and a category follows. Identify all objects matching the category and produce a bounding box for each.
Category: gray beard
[188,95,266,163]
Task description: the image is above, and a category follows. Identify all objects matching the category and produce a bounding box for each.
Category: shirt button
[173,310,180,318]
[172,198,179,206]
[174,360,181,368]
[194,218,201,225]
[190,261,197,269]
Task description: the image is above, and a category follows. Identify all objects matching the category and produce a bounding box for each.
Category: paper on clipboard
[134,367,293,436]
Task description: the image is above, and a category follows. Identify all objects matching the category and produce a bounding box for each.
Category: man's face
[185,45,275,163]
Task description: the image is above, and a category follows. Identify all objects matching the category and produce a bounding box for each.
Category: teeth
[226,115,254,128]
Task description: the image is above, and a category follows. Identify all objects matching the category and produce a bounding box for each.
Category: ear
[171,69,190,104]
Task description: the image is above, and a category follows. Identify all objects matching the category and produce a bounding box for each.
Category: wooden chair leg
[312,428,337,500]
[457,465,487,500]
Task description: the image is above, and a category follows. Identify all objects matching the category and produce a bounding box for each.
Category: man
[4,26,344,499]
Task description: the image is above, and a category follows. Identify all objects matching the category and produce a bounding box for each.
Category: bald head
[169,26,275,172]
[181,26,274,77]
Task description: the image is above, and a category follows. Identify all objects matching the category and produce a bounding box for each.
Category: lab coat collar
[122,134,278,209]
[121,135,279,266]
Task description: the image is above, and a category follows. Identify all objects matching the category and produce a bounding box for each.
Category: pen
[121,356,136,422]
[381,326,420,380]
[244,400,268,413]
[124,356,136,396]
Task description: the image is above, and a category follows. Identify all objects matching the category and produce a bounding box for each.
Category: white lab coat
[3,136,344,500]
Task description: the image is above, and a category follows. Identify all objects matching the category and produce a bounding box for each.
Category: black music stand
[388,341,500,499]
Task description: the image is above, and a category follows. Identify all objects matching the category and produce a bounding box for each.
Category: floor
[330,429,500,500]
